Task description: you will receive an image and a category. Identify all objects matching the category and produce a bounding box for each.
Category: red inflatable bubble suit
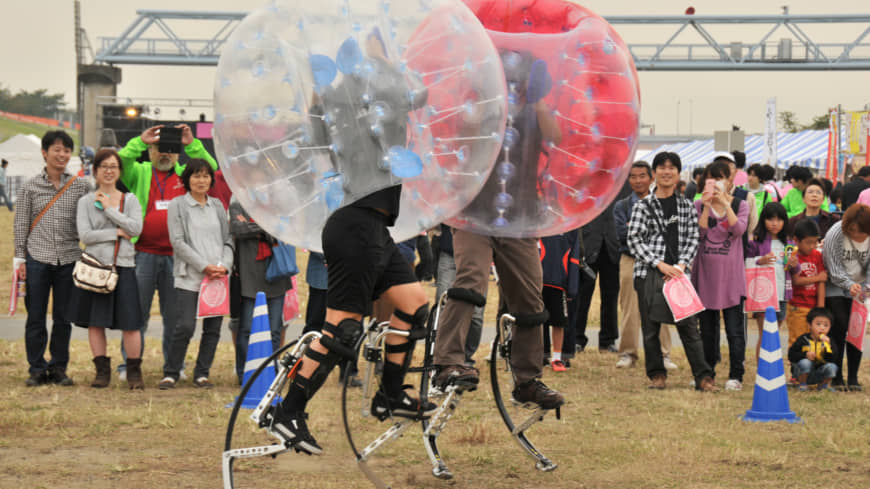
[448,0,640,238]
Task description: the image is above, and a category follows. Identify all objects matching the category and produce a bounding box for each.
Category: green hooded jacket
[118,135,218,243]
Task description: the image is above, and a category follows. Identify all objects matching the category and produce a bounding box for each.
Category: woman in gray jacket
[159,159,234,389]
[67,149,144,389]
[822,203,870,391]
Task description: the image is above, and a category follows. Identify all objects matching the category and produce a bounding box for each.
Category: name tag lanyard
[152,167,174,201]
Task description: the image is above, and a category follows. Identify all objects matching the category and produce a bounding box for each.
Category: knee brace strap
[302,346,341,400]
[304,348,330,364]
[447,287,487,308]
[319,318,363,360]
[513,311,550,328]
[393,304,429,341]
[385,342,414,354]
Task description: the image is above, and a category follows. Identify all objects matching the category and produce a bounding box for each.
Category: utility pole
[74,0,83,146]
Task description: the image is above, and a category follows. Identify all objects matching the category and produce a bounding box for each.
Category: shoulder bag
[640,198,677,324]
[72,194,125,294]
[265,240,299,283]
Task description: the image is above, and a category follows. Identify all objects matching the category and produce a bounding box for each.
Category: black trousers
[634,277,713,384]
[575,245,620,348]
[826,296,863,385]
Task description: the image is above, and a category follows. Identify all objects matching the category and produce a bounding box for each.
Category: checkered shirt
[14,170,93,265]
[626,192,699,280]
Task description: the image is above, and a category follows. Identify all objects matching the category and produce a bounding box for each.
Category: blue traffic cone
[229,292,282,409]
[741,307,800,423]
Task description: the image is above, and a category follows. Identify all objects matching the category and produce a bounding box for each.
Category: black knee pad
[393,304,429,341]
[447,287,487,308]
[512,311,550,328]
[319,318,363,360]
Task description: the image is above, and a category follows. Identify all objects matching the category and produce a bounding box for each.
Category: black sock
[281,376,309,413]
[381,361,405,398]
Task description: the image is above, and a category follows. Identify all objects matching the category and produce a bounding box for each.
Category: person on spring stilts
[267,30,435,455]
[432,50,565,409]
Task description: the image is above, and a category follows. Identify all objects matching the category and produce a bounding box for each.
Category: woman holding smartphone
[67,149,144,389]
[692,160,750,391]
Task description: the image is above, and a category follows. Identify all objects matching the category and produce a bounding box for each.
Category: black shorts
[541,285,567,328]
[322,206,417,315]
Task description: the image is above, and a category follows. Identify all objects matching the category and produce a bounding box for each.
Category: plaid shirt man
[14,170,92,266]
[626,192,700,280]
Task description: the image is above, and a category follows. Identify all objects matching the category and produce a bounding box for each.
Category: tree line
[0,84,68,118]
[778,110,831,133]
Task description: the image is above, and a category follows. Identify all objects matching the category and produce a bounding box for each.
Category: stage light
[125,107,139,117]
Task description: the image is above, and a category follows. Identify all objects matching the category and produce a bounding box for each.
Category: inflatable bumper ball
[449,0,641,237]
[213,0,507,251]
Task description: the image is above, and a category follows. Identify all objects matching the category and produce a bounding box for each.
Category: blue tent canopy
[639,129,843,173]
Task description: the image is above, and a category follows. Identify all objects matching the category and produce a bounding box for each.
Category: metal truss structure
[608,14,870,70]
[94,10,247,66]
[94,10,870,70]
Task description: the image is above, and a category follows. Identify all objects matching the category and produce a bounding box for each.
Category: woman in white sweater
[822,203,870,391]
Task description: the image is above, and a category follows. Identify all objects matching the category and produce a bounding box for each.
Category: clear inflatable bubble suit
[214,0,507,251]
[447,0,641,237]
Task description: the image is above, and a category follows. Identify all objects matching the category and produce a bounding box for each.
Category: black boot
[91,356,111,388]
[126,358,144,390]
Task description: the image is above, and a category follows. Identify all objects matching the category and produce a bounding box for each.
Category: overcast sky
[1,0,868,135]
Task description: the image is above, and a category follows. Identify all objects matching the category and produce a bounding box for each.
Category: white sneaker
[663,356,678,371]
[615,355,635,368]
[118,370,127,381]
[724,379,743,391]
[179,370,188,381]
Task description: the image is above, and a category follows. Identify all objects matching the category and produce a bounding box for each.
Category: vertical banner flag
[863,111,870,167]
[763,98,777,166]
[826,107,840,182]
[847,112,865,155]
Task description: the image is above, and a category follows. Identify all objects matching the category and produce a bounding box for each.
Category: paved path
[0,315,768,350]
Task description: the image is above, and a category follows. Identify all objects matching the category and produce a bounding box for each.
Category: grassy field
[0,337,868,489]
[1,203,869,488]
[0,116,79,147]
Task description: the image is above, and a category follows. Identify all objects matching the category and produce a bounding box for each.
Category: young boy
[787,218,827,348]
[787,307,838,391]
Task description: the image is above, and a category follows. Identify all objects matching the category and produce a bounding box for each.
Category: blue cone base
[740,410,801,423]
[226,395,282,410]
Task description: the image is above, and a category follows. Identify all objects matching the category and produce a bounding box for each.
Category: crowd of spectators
[12,128,866,394]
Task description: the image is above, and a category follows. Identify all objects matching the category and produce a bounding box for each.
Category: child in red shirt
[787,218,827,348]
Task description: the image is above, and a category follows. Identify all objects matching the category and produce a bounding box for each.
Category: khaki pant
[786,304,811,348]
[617,254,672,359]
[433,230,544,383]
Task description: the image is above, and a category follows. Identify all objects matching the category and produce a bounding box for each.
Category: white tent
[0,133,81,178]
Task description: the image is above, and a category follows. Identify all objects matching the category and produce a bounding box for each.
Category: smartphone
[715,180,726,193]
[702,179,716,200]
[158,126,183,154]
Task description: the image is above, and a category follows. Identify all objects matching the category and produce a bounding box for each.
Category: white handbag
[73,252,119,294]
